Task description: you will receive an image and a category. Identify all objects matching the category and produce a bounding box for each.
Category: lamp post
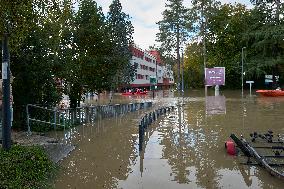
[241,47,246,96]
[181,48,184,94]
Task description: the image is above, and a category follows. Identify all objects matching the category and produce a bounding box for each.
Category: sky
[95,0,252,50]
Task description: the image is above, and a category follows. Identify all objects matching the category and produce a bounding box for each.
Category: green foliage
[156,0,192,89]
[205,3,250,88]
[0,145,57,189]
[243,1,284,80]
[156,0,192,56]
[177,0,284,89]
[1,1,63,128]
[1,0,136,126]
[184,42,204,88]
[107,0,135,87]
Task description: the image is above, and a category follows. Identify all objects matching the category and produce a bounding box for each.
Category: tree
[107,0,135,89]
[156,0,192,91]
[183,42,204,88]
[183,2,251,88]
[68,0,113,108]
[191,0,218,70]
[1,0,63,128]
[243,0,284,84]
[205,3,251,88]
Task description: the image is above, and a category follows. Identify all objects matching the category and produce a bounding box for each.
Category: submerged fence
[138,106,175,151]
[26,101,153,134]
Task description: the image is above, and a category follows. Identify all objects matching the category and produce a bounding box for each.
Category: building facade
[128,44,174,90]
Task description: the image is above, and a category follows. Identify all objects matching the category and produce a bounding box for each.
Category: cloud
[95,0,252,50]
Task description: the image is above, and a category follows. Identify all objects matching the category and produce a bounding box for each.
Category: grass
[0,145,57,189]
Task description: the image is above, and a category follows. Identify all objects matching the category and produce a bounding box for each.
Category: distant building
[127,44,174,90]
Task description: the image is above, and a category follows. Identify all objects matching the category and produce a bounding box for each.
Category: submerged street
[52,90,284,189]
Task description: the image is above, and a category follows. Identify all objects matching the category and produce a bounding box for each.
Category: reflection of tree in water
[159,103,219,188]
[59,116,138,188]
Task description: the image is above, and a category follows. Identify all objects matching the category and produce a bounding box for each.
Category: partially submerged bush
[0,145,56,189]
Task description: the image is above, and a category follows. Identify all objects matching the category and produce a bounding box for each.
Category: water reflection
[206,96,226,115]
[54,90,284,189]
[54,112,143,188]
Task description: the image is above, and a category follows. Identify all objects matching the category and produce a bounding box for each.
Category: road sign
[246,81,254,84]
[205,67,225,86]
[150,76,156,84]
[150,76,156,90]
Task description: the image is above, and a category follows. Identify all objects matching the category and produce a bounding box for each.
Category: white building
[128,44,174,90]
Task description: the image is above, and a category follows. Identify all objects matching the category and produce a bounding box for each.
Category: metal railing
[138,106,175,151]
[26,101,153,135]
[26,104,66,134]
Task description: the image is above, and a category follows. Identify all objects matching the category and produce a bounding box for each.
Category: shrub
[0,145,57,189]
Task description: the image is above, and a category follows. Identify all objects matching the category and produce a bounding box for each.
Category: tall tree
[70,0,112,107]
[191,0,218,68]
[183,2,251,89]
[205,3,250,88]
[156,0,191,91]
[107,0,135,89]
[243,0,284,83]
[1,0,63,128]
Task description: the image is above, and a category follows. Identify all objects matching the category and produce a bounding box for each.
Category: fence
[138,106,175,151]
[26,101,153,135]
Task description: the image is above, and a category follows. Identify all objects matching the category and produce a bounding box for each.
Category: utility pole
[176,23,180,96]
[181,49,184,94]
[201,1,207,96]
[242,47,246,97]
[2,33,12,150]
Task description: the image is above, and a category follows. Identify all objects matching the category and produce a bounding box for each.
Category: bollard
[134,103,138,111]
[139,123,144,151]
[149,113,153,124]
[140,103,144,109]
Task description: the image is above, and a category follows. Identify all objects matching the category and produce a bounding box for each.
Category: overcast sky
[94,0,252,50]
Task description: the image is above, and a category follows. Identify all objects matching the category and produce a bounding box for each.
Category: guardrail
[26,101,153,134]
[138,106,175,151]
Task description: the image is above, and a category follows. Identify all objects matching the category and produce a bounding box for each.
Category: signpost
[265,75,273,83]
[2,34,12,150]
[205,67,225,96]
[246,81,254,96]
[150,76,156,90]
[150,76,157,99]
[205,67,225,86]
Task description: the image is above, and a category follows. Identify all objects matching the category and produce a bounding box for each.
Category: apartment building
[128,44,174,90]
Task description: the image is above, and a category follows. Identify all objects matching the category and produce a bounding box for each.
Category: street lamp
[181,47,184,93]
[241,47,246,96]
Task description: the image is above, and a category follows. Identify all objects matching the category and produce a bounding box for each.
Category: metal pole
[54,110,56,130]
[26,105,30,135]
[156,57,158,91]
[242,47,246,96]
[181,50,184,94]
[2,33,11,150]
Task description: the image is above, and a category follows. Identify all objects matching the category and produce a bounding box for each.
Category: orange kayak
[256,90,284,97]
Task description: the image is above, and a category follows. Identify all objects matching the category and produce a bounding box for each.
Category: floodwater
[53,89,284,189]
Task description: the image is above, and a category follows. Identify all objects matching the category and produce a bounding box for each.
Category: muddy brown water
[52,90,284,189]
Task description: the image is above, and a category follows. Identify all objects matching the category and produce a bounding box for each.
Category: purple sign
[205,67,225,86]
